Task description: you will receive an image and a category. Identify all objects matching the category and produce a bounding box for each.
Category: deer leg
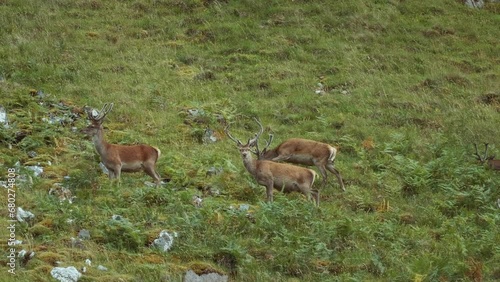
[314,162,328,187]
[265,180,274,203]
[144,163,161,187]
[108,169,115,179]
[326,163,345,191]
[311,189,320,207]
[295,183,310,202]
[111,165,122,186]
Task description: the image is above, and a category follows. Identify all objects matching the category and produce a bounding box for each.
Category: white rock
[17,207,35,222]
[152,230,175,252]
[465,0,484,8]
[0,105,8,128]
[26,165,43,177]
[192,195,203,208]
[50,266,82,282]
[184,269,228,282]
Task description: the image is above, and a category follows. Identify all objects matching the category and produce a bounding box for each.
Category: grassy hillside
[1,0,499,281]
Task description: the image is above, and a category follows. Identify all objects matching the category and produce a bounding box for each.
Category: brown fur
[261,138,345,191]
[487,159,500,170]
[83,104,161,186]
[238,141,319,206]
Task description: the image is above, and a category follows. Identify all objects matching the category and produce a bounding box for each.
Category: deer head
[225,118,274,158]
[82,103,114,137]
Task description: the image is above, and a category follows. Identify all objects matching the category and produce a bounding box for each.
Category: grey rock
[78,229,91,240]
[184,270,228,282]
[50,266,82,282]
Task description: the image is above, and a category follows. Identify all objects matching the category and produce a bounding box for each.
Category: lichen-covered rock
[26,164,44,177]
[78,229,91,240]
[17,207,35,222]
[49,183,74,203]
[151,230,176,252]
[50,266,82,282]
[0,105,8,127]
[184,269,228,282]
[464,0,484,8]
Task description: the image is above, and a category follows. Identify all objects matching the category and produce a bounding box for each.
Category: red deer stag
[256,127,345,191]
[82,103,162,186]
[474,143,500,171]
[225,119,320,206]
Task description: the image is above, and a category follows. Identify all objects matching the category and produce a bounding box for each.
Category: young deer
[474,143,500,171]
[257,133,345,191]
[82,103,162,186]
[225,119,320,206]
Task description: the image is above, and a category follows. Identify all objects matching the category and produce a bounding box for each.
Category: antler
[249,118,274,157]
[473,143,484,162]
[483,143,491,160]
[262,134,274,154]
[249,117,264,145]
[224,124,243,146]
[473,143,492,163]
[225,118,274,154]
[86,103,114,123]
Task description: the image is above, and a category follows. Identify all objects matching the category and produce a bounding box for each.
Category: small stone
[70,237,85,249]
[184,269,228,282]
[26,165,43,177]
[206,167,223,177]
[202,128,217,144]
[78,229,91,240]
[151,230,176,252]
[27,151,38,158]
[0,105,9,128]
[17,207,35,222]
[192,196,203,208]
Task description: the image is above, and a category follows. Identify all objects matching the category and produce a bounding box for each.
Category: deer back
[109,144,160,163]
[263,138,335,165]
[487,159,500,170]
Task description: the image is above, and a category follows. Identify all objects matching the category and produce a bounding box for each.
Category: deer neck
[261,148,278,160]
[92,126,110,157]
[242,153,258,175]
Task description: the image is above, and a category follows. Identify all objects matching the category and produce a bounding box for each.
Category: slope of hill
[1,0,499,281]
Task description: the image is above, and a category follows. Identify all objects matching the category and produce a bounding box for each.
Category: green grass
[1,0,499,281]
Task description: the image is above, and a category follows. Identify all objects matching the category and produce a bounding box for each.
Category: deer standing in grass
[257,134,345,191]
[226,119,320,206]
[82,103,162,186]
